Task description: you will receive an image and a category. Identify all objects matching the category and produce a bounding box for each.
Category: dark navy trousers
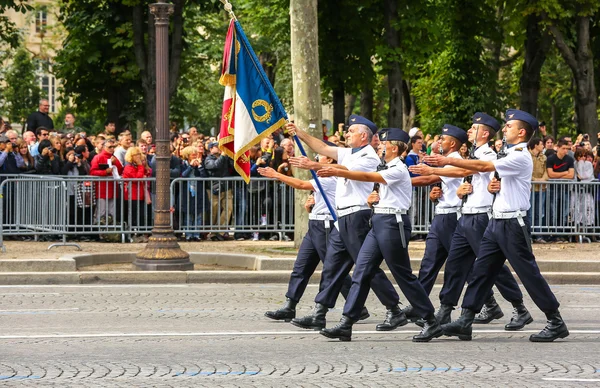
[462,218,560,313]
[315,210,400,309]
[343,214,434,320]
[286,219,352,303]
[418,213,459,294]
[438,213,523,306]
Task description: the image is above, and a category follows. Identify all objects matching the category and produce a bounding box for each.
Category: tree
[290,0,321,246]
[383,0,402,128]
[0,1,33,48]
[3,47,41,125]
[542,2,600,140]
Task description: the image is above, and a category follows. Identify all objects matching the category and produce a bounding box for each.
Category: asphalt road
[0,284,599,387]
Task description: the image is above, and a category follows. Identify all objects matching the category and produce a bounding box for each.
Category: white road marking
[0,308,79,313]
[0,329,598,340]
[0,293,61,296]
[542,378,600,382]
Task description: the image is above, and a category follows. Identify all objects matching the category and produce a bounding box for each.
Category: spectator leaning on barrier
[90,139,124,223]
[527,137,548,243]
[205,141,234,241]
[62,145,91,235]
[546,139,575,242]
[16,139,35,174]
[405,135,423,177]
[571,147,595,232]
[122,147,152,242]
[543,135,556,158]
[26,99,54,132]
[0,134,22,175]
[49,135,65,170]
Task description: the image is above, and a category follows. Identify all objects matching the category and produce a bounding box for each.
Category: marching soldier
[316,128,442,342]
[409,113,532,330]
[424,109,569,342]
[287,116,404,332]
[259,147,368,321]
[402,124,467,321]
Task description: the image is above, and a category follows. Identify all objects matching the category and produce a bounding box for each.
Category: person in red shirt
[90,139,124,223]
[123,147,152,241]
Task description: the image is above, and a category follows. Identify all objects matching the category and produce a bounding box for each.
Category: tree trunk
[290,0,322,248]
[548,15,598,140]
[345,94,357,122]
[360,87,373,120]
[332,82,345,127]
[259,52,278,86]
[551,100,558,138]
[384,0,402,128]
[106,86,128,131]
[402,79,417,129]
[519,14,551,115]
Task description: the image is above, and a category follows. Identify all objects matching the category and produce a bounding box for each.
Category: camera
[583,134,589,141]
[47,147,56,153]
[74,153,82,159]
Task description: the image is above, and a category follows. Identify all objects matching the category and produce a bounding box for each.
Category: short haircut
[527,137,542,150]
[543,135,554,143]
[104,119,115,127]
[355,124,373,144]
[36,127,49,136]
[556,139,569,148]
[118,132,131,141]
[180,146,197,161]
[481,124,496,140]
[515,120,534,140]
[410,135,422,146]
[170,133,179,143]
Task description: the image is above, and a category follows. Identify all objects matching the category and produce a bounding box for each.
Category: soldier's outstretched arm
[285,123,338,160]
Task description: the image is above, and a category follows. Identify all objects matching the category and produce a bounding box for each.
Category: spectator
[0,135,21,175]
[29,127,50,157]
[404,135,423,177]
[62,113,82,134]
[179,145,208,241]
[23,131,36,147]
[205,141,234,241]
[527,137,548,243]
[408,127,428,153]
[114,132,132,165]
[459,142,469,159]
[90,135,105,162]
[571,148,595,231]
[102,119,117,138]
[493,138,503,153]
[90,139,124,223]
[26,99,54,132]
[271,146,293,177]
[136,139,153,165]
[34,139,60,175]
[15,139,35,173]
[559,136,574,158]
[140,130,153,146]
[62,146,91,235]
[123,147,152,242]
[49,135,65,169]
[248,145,271,241]
[546,139,575,242]
[5,130,18,144]
[543,135,556,158]
[280,137,295,158]
[538,121,547,137]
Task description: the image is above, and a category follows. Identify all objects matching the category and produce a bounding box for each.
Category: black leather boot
[529,311,569,342]
[414,304,453,328]
[473,296,504,324]
[359,306,370,321]
[320,315,356,341]
[413,313,443,342]
[504,303,533,331]
[401,305,421,323]
[376,305,408,331]
[264,298,297,321]
[441,308,475,341]
[290,303,327,330]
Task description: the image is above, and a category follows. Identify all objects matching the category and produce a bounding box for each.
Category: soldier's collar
[351,144,368,154]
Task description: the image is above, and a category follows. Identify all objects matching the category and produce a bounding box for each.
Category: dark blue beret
[472,112,500,132]
[380,128,409,143]
[349,114,378,134]
[505,109,538,130]
[442,124,468,144]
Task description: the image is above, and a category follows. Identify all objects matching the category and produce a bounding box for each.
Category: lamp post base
[133,234,192,271]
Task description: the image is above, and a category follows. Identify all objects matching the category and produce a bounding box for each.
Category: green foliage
[0,1,33,48]
[2,47,41,124]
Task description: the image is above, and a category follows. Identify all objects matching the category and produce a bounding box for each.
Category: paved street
[0,283,599,387]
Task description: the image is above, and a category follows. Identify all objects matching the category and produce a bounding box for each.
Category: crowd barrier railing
[0,175,598,251]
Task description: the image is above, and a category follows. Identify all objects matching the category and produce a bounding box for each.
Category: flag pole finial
[220,0,237,20]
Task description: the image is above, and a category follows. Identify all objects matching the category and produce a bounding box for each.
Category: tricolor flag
[219,19,288,183]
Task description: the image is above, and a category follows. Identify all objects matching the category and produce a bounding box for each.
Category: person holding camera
[62,146,91,236]
[34,139,61,175]
[205,141,233,241]
[0,135,22,175]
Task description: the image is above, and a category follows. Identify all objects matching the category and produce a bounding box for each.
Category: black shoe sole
[412,328,443,342]
[529,329,569,342]
[376,318,409,331]
[442,330,472,341]
[473,311,504,324]
[320,330,351,341]
[359,312,370,321]
[504,316,533,331]
[264,312,295,322]
[290,321,324,331]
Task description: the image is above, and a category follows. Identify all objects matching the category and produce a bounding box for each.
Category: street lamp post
[134,1,192,270]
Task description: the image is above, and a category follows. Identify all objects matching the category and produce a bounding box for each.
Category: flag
[219,19,288,183]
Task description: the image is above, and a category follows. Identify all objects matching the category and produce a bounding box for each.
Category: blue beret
[505,109,538,130]
[349,114,378,134]
[442,124,468,144]
[472,112,500,132]
[380,128,409,143]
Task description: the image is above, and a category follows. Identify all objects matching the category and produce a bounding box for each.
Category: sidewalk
[0,240,598,285]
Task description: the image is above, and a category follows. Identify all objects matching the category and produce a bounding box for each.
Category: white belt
[337,205,370,217]
[461,206,492,215]
[309,213,333,221]
[492,210,527,219]
[373,207,408,215]
[435,206,459,215]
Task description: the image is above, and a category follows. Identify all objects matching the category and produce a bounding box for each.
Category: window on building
[35,10,47,34]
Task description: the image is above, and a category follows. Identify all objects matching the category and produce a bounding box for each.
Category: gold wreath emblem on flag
[252,99,273,123]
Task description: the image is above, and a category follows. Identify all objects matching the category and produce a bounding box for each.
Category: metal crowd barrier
[0,175,599,251]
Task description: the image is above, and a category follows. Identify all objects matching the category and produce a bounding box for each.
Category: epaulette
[514,148,523,151]
[483,150,494,155]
